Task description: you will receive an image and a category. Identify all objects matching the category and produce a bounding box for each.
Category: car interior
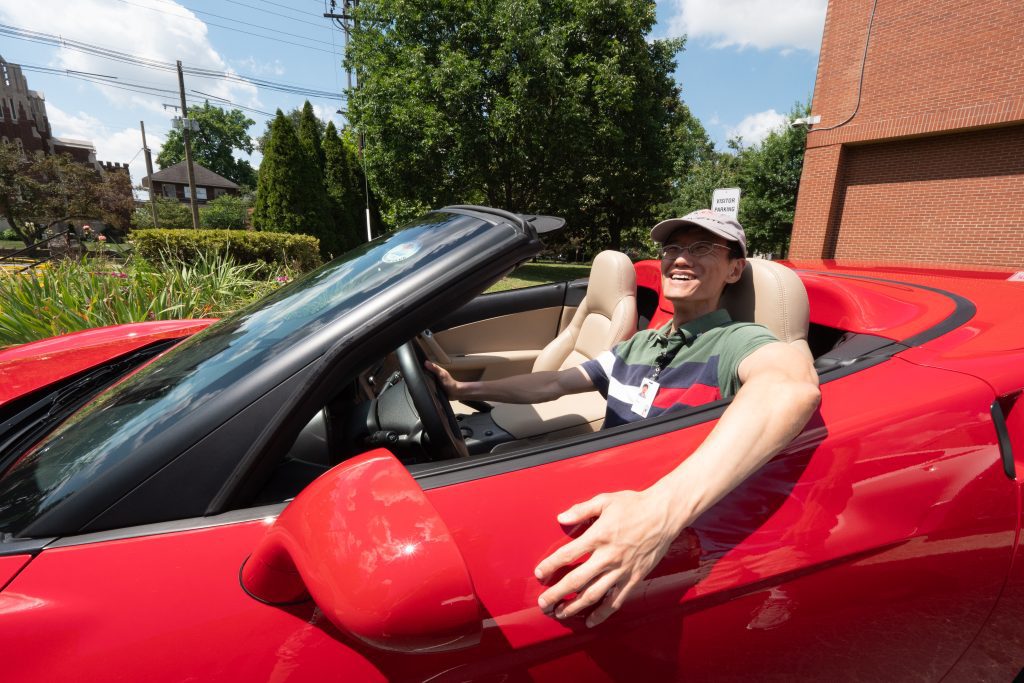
[259,251,829,505]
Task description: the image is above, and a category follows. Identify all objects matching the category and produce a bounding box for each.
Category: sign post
[712,187,741,221]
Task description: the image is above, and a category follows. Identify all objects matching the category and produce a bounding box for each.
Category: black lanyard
[648,332,691,383]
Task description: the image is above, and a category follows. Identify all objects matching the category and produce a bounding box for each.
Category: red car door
[395,358,1017,680]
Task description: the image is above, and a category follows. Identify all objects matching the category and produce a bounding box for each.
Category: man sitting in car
[428,209,820,627]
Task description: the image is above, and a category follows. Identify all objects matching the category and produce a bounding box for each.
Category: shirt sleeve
[717,323,779,398]
[580,349,617,397]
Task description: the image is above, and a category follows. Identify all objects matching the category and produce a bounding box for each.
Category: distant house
[141,161,240,204]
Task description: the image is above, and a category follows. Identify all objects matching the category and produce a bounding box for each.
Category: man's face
[660,227,745,309]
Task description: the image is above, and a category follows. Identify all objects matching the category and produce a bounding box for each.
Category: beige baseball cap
[651,209,747,257]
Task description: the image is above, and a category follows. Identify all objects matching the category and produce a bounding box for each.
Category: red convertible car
[0,206,1022,681]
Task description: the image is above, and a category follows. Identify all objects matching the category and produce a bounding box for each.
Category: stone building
[790,0,1024,269]
[0,56,107,171]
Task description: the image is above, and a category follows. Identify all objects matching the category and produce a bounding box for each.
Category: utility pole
[176,60,201,230]
[139,120,159,227]
[325,0,372,242]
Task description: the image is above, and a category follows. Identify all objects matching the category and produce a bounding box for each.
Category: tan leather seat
[533,250,638,372]
[489,250,637,439]
[719,258,812,359]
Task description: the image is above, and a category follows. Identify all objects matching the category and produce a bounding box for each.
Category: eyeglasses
[660,242,729,260]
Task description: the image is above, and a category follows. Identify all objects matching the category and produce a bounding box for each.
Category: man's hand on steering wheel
[425,361,462,398]
[395,341,468,460]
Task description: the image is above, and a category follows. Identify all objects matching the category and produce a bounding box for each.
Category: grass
[487,261,591,292]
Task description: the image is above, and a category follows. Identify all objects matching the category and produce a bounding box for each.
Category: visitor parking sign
[712,188,741,220]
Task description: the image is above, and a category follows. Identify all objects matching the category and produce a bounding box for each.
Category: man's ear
[726,257,746,283]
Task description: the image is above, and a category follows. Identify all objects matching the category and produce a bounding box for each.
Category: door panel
[410,358,1017,680]
[433,282,582,382]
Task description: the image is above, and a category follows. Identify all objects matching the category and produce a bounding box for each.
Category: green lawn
[487,261,591,292]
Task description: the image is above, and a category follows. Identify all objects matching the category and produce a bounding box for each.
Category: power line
[18,64,279,117]
[221,0,328,28]
[0,24,343,99]
[110,0,338,52]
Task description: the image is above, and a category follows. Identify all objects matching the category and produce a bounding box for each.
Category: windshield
[0,211,497,537]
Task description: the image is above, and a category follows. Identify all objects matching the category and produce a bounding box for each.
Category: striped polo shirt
[580,309,778,428]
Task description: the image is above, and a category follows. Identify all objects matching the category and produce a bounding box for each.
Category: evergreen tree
[323,122,365,250]
[297,101,326,173]
[252,111,331,244]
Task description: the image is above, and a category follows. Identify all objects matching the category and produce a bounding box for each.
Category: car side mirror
[240,449,482,653]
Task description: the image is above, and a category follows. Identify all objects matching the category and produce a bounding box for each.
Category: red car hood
[0,319,217,406]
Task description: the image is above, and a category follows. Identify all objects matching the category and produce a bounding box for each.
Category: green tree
[347,0,683,246]
[252,111,332,245]
[734,103,809,257]
[323,122,366,250]
[132,196,193,229]
[297,101,326,173]
[0,143,124,245]
[661,102,809,257]
[157,102,257,189]
[199,194,250,229]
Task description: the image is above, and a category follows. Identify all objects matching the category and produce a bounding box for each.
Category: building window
[162,184,177,199]
[8,98,17,122]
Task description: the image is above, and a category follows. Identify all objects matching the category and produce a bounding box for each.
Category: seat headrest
[587,250,636,317]
[720,259,811,355]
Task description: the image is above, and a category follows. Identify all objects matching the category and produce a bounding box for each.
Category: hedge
[132,229,321,271]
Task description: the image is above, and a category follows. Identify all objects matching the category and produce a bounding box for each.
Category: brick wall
[790,0,1024,268]
[828,126,1024,268]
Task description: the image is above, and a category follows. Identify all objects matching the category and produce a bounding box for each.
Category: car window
[0,212,496,538]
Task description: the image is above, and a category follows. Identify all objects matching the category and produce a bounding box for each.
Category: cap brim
[651,217,743,250]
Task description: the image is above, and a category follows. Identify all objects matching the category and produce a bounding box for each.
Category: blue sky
[0,0,824,187]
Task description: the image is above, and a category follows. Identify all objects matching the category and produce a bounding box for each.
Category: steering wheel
[395,340,469,459]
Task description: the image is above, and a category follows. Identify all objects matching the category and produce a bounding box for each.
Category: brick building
[0,56,106,170]
[789,0,1024,269]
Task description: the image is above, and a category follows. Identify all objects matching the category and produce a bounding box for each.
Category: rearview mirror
[241,449,482,653]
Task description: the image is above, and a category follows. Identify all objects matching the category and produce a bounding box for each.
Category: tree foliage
[133,196,193,229]
[661,102,809,257]
[323,122,367,251]
[157,102,257,189]
[347,0,683,247]
[0,142,132,245]
[252,111,333,245]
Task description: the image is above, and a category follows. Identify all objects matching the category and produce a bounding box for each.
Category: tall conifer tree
[253,111,331,245]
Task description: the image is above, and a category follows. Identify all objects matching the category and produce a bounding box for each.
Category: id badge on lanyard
[630,378,660,417]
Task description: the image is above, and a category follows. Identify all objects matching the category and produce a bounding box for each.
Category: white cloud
[233,57,286,78]
[0,0,259,113]
[727,109,788,146]
[47,103,162,186]
[662,0,826,52]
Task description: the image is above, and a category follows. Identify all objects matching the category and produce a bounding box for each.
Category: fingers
[537,557,606,614]
[534,534,594,584]
[552,569,620,620]
[556,494,608,526]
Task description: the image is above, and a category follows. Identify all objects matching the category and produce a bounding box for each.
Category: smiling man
[427,208,820,627]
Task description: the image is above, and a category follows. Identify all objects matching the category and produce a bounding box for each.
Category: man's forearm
[649,372,821,533]
[449,365,593,404]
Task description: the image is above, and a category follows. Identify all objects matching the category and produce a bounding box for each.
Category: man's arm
[533,341,821,627]
[425,361,595,404]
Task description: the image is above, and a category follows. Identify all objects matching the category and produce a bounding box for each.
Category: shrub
[0,227,18,241]
[200,194,249,230]
[132,228,321,271]
[133,196,194,229]
[0,252,293,347]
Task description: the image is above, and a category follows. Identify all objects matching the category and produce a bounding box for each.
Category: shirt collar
[652,308,732,346]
